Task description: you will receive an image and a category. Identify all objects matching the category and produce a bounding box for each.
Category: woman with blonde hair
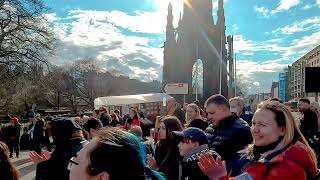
[198,100,318,180]
[185,103,208,131]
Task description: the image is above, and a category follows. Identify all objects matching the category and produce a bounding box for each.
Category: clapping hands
[198,153,227,180]
[29,150,51,164]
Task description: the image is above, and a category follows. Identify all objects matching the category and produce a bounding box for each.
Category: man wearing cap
[173,127,218,180]
[7,117,21,158]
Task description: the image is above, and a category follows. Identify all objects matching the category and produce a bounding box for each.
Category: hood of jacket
[267,141,317,178]
[182,144,216,162]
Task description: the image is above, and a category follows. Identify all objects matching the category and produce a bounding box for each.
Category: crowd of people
[0,94,320,180]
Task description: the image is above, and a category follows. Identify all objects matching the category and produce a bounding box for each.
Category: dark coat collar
[218,113,239,128]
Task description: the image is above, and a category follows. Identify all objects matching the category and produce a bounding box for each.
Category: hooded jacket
[180,144,217,180]
[35,118,87,180]
[188,118,208,131]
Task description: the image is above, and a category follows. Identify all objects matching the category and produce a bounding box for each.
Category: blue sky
[43,0,320,94]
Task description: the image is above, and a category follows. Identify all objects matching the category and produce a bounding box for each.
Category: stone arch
[192,59,204,100]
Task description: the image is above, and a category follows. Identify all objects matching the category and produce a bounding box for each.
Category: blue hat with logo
[172,127,208,145]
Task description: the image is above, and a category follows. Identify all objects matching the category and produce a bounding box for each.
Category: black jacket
[205,114,252,172]
[174,108,186,124]
[33,120,44,142]
[180,144,216,180]
[240,111,253,126]
[188,118,208,131]
[300,109,318,139]
[154,140,181,180]
[35,117,87,180]
[35,137,87,180]
[7,124,21,141]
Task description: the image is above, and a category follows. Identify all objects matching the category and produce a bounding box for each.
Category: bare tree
[67,59,114,110]
[0,0,55,74]
[236,74,249,97]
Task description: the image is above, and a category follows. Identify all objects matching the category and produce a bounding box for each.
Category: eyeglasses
[67,157,79,170]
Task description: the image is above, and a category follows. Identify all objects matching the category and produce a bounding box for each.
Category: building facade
[288,45,320,100]
[306,45,320,67]
[278,68,288,102]
[271,82,279,99]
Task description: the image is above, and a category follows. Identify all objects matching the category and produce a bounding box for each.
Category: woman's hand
[198,153,227,180]
[29,150,51,164]
[147,154,158,171]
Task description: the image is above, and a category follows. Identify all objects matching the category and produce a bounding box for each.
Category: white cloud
[271,0,300,14]
[234,29,320,60]
[43,13,59,21]
[253,82,260,86]
[255,0,301,17]
[48,10,164,82]
[254,6,270,17]
[286,31,320,56]
[236,60,287,93]
[272,17,320,34]
[302,4,313,10]
[233,35,256,52]
[302,0,320,9]
[242,52,254,56]
[66,9,165,34]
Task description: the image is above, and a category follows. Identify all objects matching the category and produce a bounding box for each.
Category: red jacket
[131,118,140,126]
[123,118,140,130]
[223,141,317,180]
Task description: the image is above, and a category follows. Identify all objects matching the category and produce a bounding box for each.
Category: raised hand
[147,154,158,170]
[29,150,51,164]
[41,150,51,160]
[198,153,227,180]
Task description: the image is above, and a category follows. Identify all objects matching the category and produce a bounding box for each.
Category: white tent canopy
[94,93,173,108]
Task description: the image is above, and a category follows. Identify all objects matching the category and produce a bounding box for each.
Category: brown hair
[130,109,140,120]
[205,94,230,109]
[161,116,183,140]
[0,141,19,180]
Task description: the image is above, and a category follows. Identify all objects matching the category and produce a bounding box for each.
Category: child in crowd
[173,127,218,180]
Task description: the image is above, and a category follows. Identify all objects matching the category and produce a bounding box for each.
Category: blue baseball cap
[172,127,208,145]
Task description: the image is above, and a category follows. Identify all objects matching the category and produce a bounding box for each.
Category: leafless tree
[67,59,114,110]
[0,0,55,75]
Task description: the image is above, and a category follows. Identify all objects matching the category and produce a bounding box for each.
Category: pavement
[11,151,36,180]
